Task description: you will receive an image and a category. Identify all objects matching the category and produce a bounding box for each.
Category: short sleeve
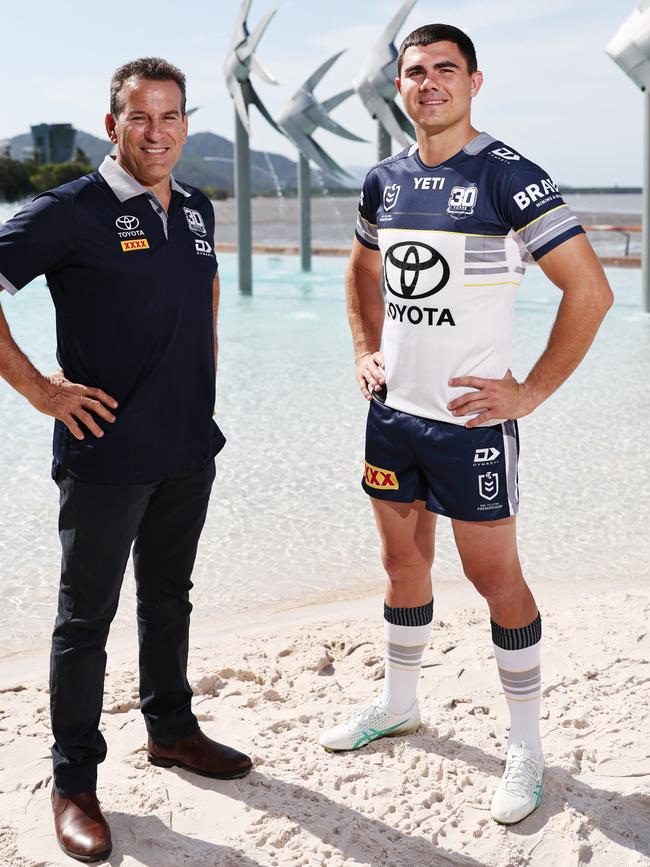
[0,193,76,294]
[354,171,380,250]
[504,171,584,261]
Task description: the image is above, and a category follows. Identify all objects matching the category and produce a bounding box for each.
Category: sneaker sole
[491,797,542,826]
[147,754,252,779]
[321,721,421,753]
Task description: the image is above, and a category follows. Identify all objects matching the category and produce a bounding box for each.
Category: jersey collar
[98,155,190,204]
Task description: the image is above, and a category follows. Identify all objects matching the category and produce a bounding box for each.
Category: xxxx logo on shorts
[120,239,150,252]
[364,461,399,490]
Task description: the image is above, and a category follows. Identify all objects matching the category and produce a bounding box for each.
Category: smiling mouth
[141,147,170,154]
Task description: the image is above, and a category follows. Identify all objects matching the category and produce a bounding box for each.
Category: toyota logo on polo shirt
[384,242,450,299]
[115,215,140,231]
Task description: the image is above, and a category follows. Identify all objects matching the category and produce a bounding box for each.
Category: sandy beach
[1,576,648,867]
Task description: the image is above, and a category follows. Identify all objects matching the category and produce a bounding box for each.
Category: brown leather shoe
[51,788,112,863]
[147,728,252,779]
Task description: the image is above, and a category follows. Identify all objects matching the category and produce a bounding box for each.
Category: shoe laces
[501,745,541,798]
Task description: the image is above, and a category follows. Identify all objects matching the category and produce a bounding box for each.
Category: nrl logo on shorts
[183,207,207,237]
[478,472,499,501]
[383,184,401,212]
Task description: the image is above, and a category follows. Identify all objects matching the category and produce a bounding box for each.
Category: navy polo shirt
[0,156,225,483]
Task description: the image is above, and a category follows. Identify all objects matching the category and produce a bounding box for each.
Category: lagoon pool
[0,253,648,655]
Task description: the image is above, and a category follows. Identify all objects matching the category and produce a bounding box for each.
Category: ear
[395,76,403,97]
[470,70,484,98]
[182,112,188,143]
[105,113,117,143]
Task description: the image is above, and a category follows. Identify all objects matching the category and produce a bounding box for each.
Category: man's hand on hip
[356,351,385,400]
[447,369,536,428]
[28,371,118,440]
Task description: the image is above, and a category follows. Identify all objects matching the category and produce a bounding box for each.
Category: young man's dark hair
[397,23,478,75]
[110,57,187,116]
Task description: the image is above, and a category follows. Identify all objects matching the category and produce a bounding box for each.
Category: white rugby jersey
[355,132,584,424]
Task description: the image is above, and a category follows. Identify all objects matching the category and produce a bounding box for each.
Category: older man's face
[105,76,187,189]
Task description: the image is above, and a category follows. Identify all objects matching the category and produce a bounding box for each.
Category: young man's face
[396,41,483,136]
[105,76,188,188]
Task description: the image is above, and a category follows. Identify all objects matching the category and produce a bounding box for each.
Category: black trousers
[50,459,216,794]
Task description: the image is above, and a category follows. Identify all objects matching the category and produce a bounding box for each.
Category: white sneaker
[319,700,421,752]
[491,742,544,825]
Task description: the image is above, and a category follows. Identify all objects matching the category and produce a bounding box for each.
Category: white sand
[0,578,649,867]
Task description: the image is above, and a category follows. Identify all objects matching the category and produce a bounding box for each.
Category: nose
[420,71,441,91]
[144,120,164,141]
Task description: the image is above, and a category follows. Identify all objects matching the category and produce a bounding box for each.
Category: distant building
[30,123,76,164]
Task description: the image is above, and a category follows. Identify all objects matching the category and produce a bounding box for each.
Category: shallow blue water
[0,251,648,654]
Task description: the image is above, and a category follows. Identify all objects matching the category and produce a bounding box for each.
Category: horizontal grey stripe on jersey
[517,207,580,252]
[0,271,18,296]
[515,266,526,274]
[526,218,581,255]
[464,266,510,275]
[465,237,506,253]
[356,214,378,245]
[465,250,508,262]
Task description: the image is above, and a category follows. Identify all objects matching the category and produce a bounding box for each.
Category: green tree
[74,147,91,167]
[28,160,91,192]
[0,156,35,202]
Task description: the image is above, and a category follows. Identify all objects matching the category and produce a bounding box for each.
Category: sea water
[0,209,648,655]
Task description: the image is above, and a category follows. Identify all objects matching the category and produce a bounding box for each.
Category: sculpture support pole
[234,110,252,295]
[298,153,311,272]
[378,122,391,162]
[641,90,650,313]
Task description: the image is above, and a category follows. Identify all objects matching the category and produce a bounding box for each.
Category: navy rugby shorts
[363,398,519,521]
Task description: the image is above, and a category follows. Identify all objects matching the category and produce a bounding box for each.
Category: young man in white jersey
[318,24,613,825]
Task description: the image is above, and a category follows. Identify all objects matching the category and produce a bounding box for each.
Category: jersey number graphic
[447,185,478,219]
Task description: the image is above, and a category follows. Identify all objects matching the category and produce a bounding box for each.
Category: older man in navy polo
[0,58,251,862]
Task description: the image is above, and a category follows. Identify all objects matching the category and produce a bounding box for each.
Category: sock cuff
[384,598,433,627]
[491,612,542,650]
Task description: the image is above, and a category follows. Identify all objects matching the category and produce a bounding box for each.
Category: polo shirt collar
[98,155,190,203]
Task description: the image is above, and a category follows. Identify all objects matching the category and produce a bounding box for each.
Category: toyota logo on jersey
[115,215,139,231]
[384,242,450,299]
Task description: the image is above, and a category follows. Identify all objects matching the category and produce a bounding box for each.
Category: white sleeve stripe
[0,271,18,295]
[355,214,378,245]
[519,215,578,248]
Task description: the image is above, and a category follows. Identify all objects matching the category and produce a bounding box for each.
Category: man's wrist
[520,378,546,413]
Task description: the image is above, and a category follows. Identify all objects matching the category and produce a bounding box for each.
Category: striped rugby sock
[381,599,433,714]
[491,612,543,757]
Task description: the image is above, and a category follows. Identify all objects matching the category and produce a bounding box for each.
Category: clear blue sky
[1,0,641,186]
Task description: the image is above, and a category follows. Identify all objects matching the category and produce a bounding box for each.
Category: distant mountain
[5,129,359,193]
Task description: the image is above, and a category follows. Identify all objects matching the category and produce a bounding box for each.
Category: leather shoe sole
[56,838,112,863]
[147,752,251,780]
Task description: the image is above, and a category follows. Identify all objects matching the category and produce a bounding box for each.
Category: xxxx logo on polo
[121,239,150,252]
[364,461,399,491]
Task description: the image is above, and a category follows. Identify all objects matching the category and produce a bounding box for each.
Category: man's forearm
[345,262,384,361]
[523,280,612,411]
[0,301,49,405]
